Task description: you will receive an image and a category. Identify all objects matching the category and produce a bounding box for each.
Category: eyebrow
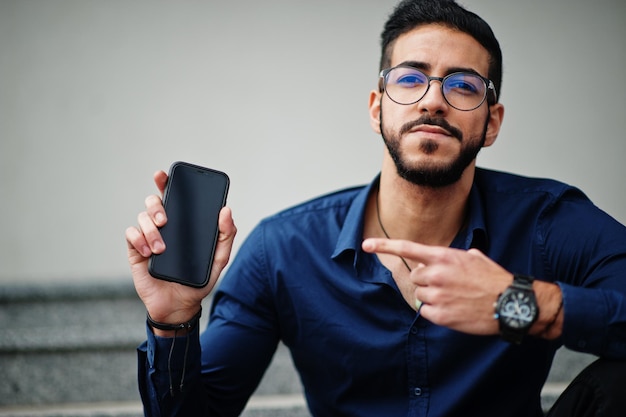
[398,60,485,78]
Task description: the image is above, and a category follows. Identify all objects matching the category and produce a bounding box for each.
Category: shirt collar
[331,174,489,269]
[331,175,379,267]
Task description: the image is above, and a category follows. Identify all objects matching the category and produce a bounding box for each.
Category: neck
[365,166,473,247]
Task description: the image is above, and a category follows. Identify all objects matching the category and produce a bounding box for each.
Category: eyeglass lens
[384,67,487,110]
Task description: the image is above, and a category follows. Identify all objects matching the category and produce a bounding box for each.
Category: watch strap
[511,274,534,289]
[499,324,525,344]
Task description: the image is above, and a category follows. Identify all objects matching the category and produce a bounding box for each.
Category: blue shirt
[138,168,626,417]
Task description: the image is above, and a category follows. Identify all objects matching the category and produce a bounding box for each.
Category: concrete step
[0,280,305,416]
[0,396,310,417]
[0,281,595,416]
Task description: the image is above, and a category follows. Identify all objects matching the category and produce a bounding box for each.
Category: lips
[399,117,463,141]
[410,124,451,136]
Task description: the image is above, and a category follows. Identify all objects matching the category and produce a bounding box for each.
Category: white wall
[1,0,624,284]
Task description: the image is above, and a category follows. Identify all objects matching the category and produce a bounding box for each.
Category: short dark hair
[380,0,502,102]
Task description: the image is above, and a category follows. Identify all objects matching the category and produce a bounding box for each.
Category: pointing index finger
[362,238,442,265]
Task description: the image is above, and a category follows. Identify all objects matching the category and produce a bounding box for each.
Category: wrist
[147,308,202,337]
[529,282,563,339]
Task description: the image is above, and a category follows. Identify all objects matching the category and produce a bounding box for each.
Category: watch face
[498,290,538,329]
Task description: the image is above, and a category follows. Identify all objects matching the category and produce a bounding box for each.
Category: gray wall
[1,0,625,285]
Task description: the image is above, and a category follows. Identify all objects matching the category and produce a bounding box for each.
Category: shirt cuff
[146,321,202,371]
[559,282,608,355]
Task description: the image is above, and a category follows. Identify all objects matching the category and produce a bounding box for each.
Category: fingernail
[153,241,165,252]
[155,213,165,225]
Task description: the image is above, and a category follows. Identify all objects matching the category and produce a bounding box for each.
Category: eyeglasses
[379,65,497,111]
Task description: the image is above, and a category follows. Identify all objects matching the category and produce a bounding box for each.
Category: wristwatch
[495,274,539,344]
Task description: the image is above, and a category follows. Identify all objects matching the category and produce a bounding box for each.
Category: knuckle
[467,248,485,259]
[421,267,443,286]
[429,288,444,304]
[137,210,151,227]
[427,308,446,325]
[213,252,230,269]
[144,194,162,209]
[439,249,457,263]
[125,226,141,245]
[212,245,232,271]
[399,240,412,252]
[137,211,159,240]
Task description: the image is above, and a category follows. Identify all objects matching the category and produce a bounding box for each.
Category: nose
[416,79,449,114]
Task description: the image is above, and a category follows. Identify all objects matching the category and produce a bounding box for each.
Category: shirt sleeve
[137,223,281,417]
[559,282,626,359]
[198,223,281,415]
[539,189,626,359]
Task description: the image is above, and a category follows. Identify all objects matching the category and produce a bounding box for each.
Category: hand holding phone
[148,161,230,288]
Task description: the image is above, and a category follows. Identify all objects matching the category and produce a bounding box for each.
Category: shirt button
[410,327,418,334]
[414,387,422,396]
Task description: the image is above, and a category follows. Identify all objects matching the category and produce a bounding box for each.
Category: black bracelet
[147,308,202,332]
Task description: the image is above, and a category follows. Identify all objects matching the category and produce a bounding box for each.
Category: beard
[380,108,489,188]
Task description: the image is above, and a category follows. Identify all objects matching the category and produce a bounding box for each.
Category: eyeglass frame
[378,65,498,111]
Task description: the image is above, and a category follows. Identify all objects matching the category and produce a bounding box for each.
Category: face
[370,25,504,188]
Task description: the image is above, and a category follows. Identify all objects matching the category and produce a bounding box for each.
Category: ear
[368,90,382,134]
[483,103,505,148]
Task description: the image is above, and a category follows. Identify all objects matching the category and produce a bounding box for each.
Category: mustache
[399,116,463,141]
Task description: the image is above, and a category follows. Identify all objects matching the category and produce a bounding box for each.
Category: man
[126,1,626,416]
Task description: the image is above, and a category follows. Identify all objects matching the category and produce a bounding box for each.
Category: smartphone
[148,161,230,288]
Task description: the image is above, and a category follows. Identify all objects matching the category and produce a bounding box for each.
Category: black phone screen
[148,162,230,287]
